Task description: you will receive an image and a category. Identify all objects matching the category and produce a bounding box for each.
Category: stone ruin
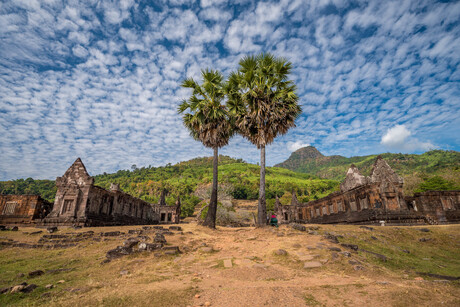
[0,158,181,227]
[276,156,460,225]
[0,195,52,225]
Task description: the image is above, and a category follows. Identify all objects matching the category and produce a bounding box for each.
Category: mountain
[274,147,460,193]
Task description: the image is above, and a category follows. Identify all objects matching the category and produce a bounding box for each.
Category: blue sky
[0,0,459,180]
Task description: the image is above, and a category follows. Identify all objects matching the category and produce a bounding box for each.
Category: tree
[178,69,234,229]
[227,53,301,226]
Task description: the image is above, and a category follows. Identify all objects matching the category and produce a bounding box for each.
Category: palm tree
[178,69,234,229]
[226,53,301,226]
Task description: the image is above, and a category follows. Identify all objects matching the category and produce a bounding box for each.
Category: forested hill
[275,147,460,179]
[275,147,460,194]
[0,156,339,216]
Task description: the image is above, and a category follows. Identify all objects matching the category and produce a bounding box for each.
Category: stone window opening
[161,213,166,221]
[3,201,17,215]
[167,213,172,222]
[284,212,288,221]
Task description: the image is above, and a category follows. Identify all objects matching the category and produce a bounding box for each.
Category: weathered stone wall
[0,195,52,225]
[42,158,180,227]
[277,157,460,225]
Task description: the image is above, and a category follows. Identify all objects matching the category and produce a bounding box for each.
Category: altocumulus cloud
[0,0,459,180]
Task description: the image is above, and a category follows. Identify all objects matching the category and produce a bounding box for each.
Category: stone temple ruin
[0,195,52,225]
[0,158,180,227]
[276,156,460,225]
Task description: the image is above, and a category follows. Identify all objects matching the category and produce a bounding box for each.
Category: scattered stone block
[28,270,44,278]
[354,265,365,271]
[340,251,351,257]
[291,224,306,231]
[419,238,432,242]
[120,270,129,275]
[10,284,26,293]
[47,227,58,233]
[328,247,341,252]
[418,228,430,232]
[163,246,181,254]
[11,226,18,231]
[340,243,358,251]
[106,246,133,259]
[359,226,374,231]
[29,231,43,235]
[101,231,121,237]
[128,229,142,235]
[123,238,140,248]
[348,259,361,265]
[57,280,65,284]
[45,284,54,289]
[169,226,182,231]
[154,233,167,243]
[136,235,150,242]
[303,261,323,269]
[0,225,6,231]
[274,249,287,256]
[0,287,11,294]
[138,242,163,252]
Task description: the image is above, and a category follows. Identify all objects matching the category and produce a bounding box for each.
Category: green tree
[178,69,234,228]
[415,175,458,193]
[227,53,302,226]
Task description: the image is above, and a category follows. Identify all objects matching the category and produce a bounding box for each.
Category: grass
[1,224,460,306]
[331,225,460,278]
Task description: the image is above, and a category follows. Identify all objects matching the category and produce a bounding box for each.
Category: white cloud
[381,125,436,152]
[287,141,311,152]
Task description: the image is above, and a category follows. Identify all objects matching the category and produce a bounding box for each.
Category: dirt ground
[1,223,459,306]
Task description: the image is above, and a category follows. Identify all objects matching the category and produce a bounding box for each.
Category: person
[269,214,278,227]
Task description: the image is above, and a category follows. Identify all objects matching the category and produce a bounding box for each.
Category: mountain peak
[274,146,325,170]
[293,146,324,159]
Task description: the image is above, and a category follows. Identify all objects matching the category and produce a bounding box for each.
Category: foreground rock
[304,261,323,268]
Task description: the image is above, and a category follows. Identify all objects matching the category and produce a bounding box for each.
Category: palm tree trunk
[203,147,218,229]
[258,144,267,226]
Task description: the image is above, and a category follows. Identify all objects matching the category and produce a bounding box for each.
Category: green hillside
[0,156,339,217]
[275,147,460,194]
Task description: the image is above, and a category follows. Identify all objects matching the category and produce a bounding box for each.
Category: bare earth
[1,223,459,306]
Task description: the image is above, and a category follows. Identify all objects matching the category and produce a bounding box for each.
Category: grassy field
[1,223,459,306]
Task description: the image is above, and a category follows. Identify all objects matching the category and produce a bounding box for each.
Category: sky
[0,0,459,180]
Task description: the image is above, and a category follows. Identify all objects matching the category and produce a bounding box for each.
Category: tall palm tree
[226,53,301,226]
[178,69,234,229]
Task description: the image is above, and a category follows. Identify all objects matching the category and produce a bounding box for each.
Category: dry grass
[1,223,459,306]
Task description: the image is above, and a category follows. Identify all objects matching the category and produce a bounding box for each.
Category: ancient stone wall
[42,158,180,227]
[0,195,52,225]
[277,157,460,225]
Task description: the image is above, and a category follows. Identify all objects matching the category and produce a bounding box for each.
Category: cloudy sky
[1,0,459,180]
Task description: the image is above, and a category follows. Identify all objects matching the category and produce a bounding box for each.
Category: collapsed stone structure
[40,158,181,226]
[276,156,460,225]
[0,195,52,225]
